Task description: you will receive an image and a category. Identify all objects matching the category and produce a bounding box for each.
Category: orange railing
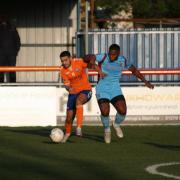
[0,66,180,75]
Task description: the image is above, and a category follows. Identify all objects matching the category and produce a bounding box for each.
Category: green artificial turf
[0,126,180,180]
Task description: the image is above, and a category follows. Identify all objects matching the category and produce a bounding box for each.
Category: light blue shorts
[95,83,123,101]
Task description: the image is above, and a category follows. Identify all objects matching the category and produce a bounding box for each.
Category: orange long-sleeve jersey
[60,58,92,94]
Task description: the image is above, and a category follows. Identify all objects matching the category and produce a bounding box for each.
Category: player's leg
[111,95,127,138]
[75,90,92,136]
[98,98,111,143]
[62,94,76,143]
[0,72,4,82]
[62,109,76,143]
[65,109,76,135]
[0,55,6,82]
[7,55,16,82]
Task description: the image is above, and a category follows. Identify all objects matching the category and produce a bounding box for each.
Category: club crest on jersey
[75,68,80,72]
[120,62,124,67]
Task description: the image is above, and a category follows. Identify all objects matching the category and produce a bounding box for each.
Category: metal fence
[76,29,180,83]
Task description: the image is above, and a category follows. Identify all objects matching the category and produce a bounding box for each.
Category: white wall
[0,86,180,127]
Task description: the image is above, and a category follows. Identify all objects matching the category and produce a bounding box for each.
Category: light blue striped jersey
[95,53,132,100]
[96,53,131,85]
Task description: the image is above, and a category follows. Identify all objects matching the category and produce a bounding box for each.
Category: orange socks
[65,105,83,134]
[65,122,72,135]
[76,105,83,128]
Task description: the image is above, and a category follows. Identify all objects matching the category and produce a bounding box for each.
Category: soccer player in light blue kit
[85,44,154,143]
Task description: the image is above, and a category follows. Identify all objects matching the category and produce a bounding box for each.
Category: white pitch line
[145,162,180,179]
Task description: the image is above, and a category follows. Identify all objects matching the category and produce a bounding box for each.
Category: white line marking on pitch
[145,162,180,179]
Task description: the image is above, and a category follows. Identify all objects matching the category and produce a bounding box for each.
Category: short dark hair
[109,44,120,52]
[60,51,71,58]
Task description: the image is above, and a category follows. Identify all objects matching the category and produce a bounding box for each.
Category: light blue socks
[101,115,110,132]
[114,113,126,125]
[101,113,125,131]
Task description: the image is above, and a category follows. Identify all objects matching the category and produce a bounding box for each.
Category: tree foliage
[95,0,180,18]
[132,0,180,17]
[95,0,131,17]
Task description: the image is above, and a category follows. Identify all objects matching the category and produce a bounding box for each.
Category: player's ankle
[76,127,82,136]
[104,127,111,133]
[65,133,71,136]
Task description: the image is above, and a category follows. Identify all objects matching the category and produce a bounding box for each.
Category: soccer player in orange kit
[59,51,94,143]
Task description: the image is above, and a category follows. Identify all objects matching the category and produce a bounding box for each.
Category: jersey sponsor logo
[105,64,121,71]
[120,62,124,67]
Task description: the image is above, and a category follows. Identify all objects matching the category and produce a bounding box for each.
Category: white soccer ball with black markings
[50,128,64,143]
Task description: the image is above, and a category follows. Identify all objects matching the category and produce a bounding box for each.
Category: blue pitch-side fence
[76,29,180,83]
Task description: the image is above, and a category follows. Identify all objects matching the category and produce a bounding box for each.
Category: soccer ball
[50,128,64,143]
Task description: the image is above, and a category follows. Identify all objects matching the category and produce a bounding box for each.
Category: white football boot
[113,122,124,138]
[104,131,111,144]
[61,133,70,143]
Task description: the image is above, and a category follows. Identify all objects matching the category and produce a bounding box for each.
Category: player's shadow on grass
[144,142,180,151]
[78,133,104,143]
[5,128,104,143]
[43,133,104,144]
[5,128,51,137]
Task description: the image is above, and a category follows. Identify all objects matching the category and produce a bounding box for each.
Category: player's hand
[64,85,70,92]
[65,87,74,94]
[99,72,107,79]
[68,87,75,94]
[84,54,96,63]
[145,81,154,89]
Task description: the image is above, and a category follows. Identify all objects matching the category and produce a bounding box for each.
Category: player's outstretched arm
[128,65,154,89]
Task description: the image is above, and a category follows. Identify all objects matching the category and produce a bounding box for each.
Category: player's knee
[76,95,87,105]
[66,118,72,124]
[76,100,83,106]
[101,111,109,117]
[100,107,110,116]
[122,111,127,115]
[66,120,71,124]
[117,108,127,115]
[122,109,127,115]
